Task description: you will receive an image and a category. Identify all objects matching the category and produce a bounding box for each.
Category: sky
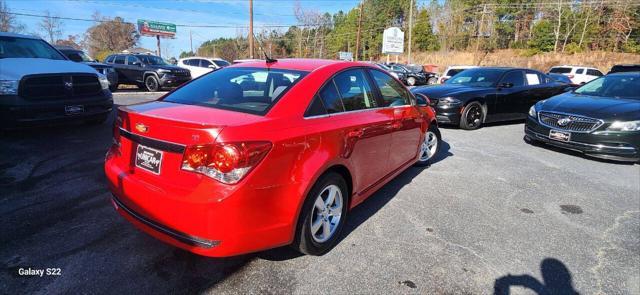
[6,0,363,58]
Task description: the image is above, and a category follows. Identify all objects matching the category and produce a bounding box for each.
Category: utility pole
[156,35,161,57]
[407,0,413,64]
[189,30,193,53]
[249,0,254,59]
[474,4,487,65]
[355,1,363,61]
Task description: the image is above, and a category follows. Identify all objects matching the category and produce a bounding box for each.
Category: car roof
[230,58,354,72]
[180,56,227,61]
[54,46,81,51]
[551,65,598,69]
[0,32,41,39]
[607,71,640,76]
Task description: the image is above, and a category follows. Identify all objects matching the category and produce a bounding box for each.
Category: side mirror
[415,93,430,106]
[499,82,513,89]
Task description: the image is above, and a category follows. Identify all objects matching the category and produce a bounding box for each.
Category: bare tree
[553,0,562,52]
[0,0,25,33]
[83,13,139,58]
[39,10,63,43]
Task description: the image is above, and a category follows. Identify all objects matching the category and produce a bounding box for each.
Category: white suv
[439,65,478,84]
[177,57,230,78]
[548,65,604,85]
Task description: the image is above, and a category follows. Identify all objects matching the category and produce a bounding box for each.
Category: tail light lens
[181,141,272,184]
[112,115,122,145]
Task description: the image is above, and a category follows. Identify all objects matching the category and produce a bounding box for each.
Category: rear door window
[369,69,410,106]
[126,56,139,65]
[162,67,307,115]
[587,69,603,76]
[332,69,377,111]
[114,55,125,64]
[549,67,571,74]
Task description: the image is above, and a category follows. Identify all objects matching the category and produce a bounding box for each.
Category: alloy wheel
[310,184,343,243]
[146,77,158,92]
[465,104,482,128]
[419,131,439,162]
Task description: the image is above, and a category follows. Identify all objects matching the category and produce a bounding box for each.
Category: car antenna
[252,33,277,63]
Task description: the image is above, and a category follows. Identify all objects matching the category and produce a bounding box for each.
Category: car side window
[126,56,139,65]
[500,70,525,87]
[525,71,542,86]
[305,95,328,117]
[332,69,377,111]
[369,69,410,107]
[318,81,344,114]
[587,69,603,76]
[576,68,584,74]
[187,59,198,66]
[200,60,212,68]
[105,56,114,63]
[114,55,125,64]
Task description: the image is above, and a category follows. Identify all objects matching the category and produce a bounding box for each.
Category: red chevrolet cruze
[105,59,441,257]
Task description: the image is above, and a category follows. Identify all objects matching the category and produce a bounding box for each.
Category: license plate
[65,105,84,115]
[135,145,163,174]
[549,129,571,142]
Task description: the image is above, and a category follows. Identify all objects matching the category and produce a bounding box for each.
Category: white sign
[382,27,404,55]
[338,51,353,61]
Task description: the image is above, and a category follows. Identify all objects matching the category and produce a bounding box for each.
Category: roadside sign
[382,27,404,55]
[137,19,176,38]
[338,51,353,61]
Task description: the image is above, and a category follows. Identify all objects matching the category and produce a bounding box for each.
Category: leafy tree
[83,14,139,57]
[412,8,439,51]
[528,20,555,52]
[179,51,195,58]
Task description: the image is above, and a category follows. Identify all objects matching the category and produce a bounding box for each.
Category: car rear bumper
[525,116,640,162]
[0,93,113,128]
[104,145,304,257]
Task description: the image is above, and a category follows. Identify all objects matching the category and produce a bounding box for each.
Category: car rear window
[162,67,307,115]
[549,67,572,74]
[445,69,465,77]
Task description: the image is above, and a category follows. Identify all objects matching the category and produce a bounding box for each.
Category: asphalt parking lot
[1,92,638,294]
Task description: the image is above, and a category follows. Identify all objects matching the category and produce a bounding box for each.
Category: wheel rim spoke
[314,196,326,211]
[311,218,322,234]
[310,184,343,243]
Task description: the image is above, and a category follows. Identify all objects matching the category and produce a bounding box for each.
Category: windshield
[0,36,66,60]
[574,75,640,99]
[163,67,307,115]
[445,68,504,87]
[61,50,93,62]
[138,55,168,65]
[213,60,230,67]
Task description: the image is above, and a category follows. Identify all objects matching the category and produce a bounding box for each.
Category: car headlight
[158,69,171,74]
[528,105,537,117]
[0,80,19,95]
[436,97,462,107]
[98,74,109,90]
[606,120,640,132]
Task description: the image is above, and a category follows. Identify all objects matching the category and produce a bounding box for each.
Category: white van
[548,65,604,85]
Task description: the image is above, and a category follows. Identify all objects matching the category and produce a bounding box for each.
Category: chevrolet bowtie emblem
[135,123,149,133]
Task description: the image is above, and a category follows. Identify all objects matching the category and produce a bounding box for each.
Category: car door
[368,69,422,171]
[494,70,527,120]
[523,70,554,115]
[124,55,143,83]
[328,69,394,195]
[198,59,215,77]
[112,55,127,82]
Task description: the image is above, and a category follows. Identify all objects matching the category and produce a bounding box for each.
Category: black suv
[104,53,191,91]
[56,46,119,92]
[386,63,438,86]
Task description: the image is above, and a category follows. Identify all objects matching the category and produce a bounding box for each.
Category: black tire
[407,76,417,86]
[459,101,485,130]
[109,84,118,92]
[293,172,349,256]
[144,75,160,92]
[84,114,109,125]
[427,77,438,85]
[415,123,441,167]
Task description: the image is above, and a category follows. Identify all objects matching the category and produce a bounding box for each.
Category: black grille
[538,111,602,132]
[172,70,190,77]
[20,74,102,100]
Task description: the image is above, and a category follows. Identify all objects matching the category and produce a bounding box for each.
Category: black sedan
[525,72,640,162]
[411,67,568,129]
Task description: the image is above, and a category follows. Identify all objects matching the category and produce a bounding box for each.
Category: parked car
[177,57,230,78]
[608,64,640,74]
[104,53,191,92]
[55,46,118,92]
[387,63,438,86]
[548,65,603,85]
[0,33,113,128]
[375,63,407,83]
[439,65,478,84]
[411,67,567,130]
[547,73,576,86]
[525,72,640,162]
[105,59,441,257]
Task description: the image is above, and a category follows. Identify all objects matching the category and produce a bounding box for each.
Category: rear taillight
[567,74,574,79]
[181,141,272,184]
[112,115,122,145]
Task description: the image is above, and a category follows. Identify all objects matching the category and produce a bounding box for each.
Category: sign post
[382,27,404,59]
[137,19,177,57]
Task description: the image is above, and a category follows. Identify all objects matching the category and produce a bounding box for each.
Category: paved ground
[1,93,638,294]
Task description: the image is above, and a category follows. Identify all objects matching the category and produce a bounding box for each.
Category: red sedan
[105,59,441,257]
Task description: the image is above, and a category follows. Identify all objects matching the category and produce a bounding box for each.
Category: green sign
[137,19,176,37]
